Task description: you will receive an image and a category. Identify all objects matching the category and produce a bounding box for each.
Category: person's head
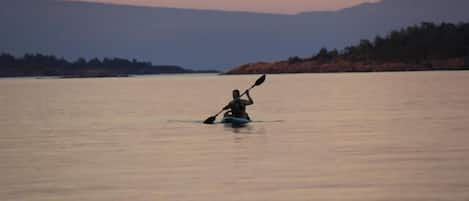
[232,89,240,99]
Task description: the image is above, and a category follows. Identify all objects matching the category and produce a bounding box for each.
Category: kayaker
[223,89,254,120]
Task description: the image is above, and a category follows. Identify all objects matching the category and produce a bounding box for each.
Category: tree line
[0,53,212,77]
[289,22,469,64]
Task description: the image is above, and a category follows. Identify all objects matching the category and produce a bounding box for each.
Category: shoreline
[0,72,219,79]
[221,68,469,76]
[223,67,469,75]
[224,57,469,75]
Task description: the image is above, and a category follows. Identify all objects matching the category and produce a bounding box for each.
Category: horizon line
[61,0,381,15]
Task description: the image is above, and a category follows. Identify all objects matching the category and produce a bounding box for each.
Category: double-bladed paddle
[203,74,266,124]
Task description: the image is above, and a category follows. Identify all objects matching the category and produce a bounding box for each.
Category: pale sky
[73,0,381,14]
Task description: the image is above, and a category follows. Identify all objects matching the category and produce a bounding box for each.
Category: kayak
[221,116,251,125]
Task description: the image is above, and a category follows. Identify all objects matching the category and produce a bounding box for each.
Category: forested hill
[329,22,469,62]
[0,53,216,77]
[226,22,469,74]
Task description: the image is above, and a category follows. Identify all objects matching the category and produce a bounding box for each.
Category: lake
[1,72,469,201]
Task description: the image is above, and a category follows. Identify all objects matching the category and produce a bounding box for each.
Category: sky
[73,0,381,14]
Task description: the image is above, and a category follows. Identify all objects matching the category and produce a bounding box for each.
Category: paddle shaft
[204,74,265,124]
[240,85,255,97]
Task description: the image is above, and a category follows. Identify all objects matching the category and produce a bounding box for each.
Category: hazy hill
[1,0,469,70]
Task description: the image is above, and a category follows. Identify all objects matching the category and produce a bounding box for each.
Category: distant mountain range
[1,0,469,70]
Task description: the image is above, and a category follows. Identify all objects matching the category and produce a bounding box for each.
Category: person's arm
[245,90,254,105]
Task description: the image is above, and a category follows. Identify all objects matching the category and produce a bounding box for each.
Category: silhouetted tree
[310,22,469,63]
[288,56,302,64]
[0,53,202,77]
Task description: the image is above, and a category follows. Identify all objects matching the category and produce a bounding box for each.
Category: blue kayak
[221,116,251,125]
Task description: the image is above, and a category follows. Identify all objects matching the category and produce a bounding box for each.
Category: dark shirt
[224,99,253,117]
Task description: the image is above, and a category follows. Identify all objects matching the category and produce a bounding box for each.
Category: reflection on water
[1,72,469,201]
[224,124,253,134]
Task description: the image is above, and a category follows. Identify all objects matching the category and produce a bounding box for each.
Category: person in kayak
[223,89,254,120]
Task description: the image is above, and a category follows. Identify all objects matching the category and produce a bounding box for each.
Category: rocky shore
[225,57,469,74]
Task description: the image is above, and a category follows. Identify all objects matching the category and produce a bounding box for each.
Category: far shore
[224,58,469,75]
[0,72,219,79]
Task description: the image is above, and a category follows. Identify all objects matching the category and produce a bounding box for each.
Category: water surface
[1,72,469,201]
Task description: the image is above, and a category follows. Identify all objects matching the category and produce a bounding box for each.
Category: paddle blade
[254,74,266,86]
[203,116,217,124]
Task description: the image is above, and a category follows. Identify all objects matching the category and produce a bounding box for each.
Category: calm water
[1,72,469,201]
